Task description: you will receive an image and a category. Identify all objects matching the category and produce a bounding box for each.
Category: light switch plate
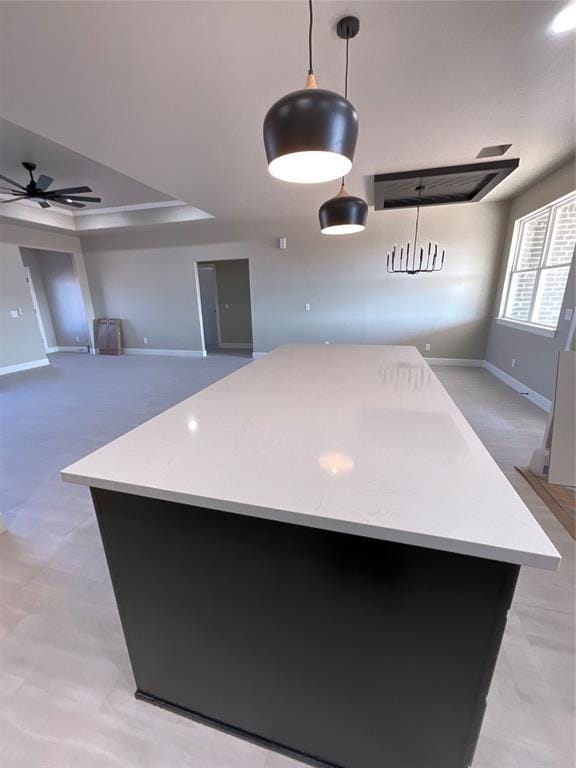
[565,308,574,322]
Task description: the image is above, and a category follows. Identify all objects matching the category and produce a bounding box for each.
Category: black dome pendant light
[263,0,358,184]
[319,17,368,235]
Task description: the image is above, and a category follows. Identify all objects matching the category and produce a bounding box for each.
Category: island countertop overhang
[61,344,561,571]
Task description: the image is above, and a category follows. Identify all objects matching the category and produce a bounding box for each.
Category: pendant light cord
[345,36,349,99]
[340,26,351,190]
[308,0,314,74]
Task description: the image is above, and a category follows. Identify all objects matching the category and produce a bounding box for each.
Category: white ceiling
[0,1,574,225]
[0,117,173,209]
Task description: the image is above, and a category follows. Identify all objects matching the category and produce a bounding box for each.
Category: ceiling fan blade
[36,174,54,191]
[46,185,92,195]
[0,196,26,203]
[0,173,26,191]
[53,200,86,208]
[50,195,102,203]
[38,201,51,209]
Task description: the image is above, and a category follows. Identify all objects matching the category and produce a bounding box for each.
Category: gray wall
[214,259,252,346]
[0,242,47,370]
[81,200,507,358]
[0,221,81,253]
[20,249,90,348]
[84,247,203,350]
[19,248,57,348]
[486,157,576,399]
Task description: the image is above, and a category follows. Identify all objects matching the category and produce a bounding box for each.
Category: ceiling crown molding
[0,195,213,233]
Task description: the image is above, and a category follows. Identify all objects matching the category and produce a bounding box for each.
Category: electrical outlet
[425,343,431,352]
[143,337,149,344]
[75,336,80,342]
[565,308,574,322]
[10,309,20,319]
[512,358,516,368]
[305,303,311,311]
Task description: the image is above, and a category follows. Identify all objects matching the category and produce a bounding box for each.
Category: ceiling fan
[0,161,102,209]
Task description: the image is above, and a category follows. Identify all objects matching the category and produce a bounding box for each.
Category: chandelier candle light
[387,185,446,275]
[263,0,359,183]
[319,16,368,235]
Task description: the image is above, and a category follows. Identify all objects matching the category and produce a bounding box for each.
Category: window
[500,191,576,332]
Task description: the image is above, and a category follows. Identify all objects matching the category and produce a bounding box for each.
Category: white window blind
[501,192,576,330]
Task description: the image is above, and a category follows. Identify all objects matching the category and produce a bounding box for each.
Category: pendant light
[319,17,368,235]
[263,0,358,184]
[386,184,446,275]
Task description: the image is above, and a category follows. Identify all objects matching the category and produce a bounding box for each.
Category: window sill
[495,317,557,338]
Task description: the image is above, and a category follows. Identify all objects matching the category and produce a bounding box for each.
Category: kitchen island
[62,344,560,768]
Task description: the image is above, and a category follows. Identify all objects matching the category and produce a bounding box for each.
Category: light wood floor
[0,354,574,768]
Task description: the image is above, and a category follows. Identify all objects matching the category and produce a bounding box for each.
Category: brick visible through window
[502,191,575,329]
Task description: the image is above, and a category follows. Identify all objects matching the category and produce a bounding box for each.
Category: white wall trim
[70,249,96,350]
[0,358,49,376]
[122,348,207,358]
[219,342,253,350]
[193,261,208,357]
[47,346,89,353]
[252,352,268,359]
[483,360,552,412]
[424,357,484,367]
[495,317,556,338]
[74,200,187,217]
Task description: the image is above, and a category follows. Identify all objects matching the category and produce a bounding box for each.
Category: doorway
[197,260,253,356]
[19,248,91,353]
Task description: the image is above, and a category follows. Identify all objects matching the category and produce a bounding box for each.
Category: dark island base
[92,487,519,768]
[134,689,338,768]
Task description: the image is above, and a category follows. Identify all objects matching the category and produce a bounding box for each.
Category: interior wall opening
[19,247,91,354]
[197,259,253,357]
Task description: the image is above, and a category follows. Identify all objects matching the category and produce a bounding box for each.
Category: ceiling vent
[373,159,519,210]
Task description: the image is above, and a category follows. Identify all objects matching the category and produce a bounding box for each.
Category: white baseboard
[123,348,207,358]
[425,357,484,367]
[252,352,268,359]
[47,346,89,353]
[482,360,552,412]
[0,358,50,376]
[219,342,253,350]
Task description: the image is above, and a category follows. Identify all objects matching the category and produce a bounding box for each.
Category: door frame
[23,266,49,351]
[196,263,222,352]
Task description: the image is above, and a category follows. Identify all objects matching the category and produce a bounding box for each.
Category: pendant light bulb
[263,0,358,184]
[318,16,368,235]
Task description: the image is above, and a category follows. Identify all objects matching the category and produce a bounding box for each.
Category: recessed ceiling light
[476,144,512,158]
[551,3,576,34]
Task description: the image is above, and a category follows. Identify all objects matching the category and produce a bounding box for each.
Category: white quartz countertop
[62,345,560,570]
